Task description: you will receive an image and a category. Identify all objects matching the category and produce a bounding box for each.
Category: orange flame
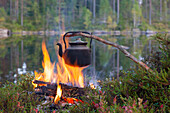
[90,83,95,89]
[33,40,85,87]
[32,41,56,87]
[54,85,62,104]
[32,35,87,102]
[42,42,55,82]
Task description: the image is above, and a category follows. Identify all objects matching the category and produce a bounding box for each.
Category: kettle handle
[63,31,92,49]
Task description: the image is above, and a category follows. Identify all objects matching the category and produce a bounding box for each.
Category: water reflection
[88,34,159,82]
[0,34,160,84]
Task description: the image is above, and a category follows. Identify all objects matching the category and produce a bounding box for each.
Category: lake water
[0,33,160,84]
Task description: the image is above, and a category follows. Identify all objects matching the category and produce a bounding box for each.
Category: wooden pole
[64,32,153,73]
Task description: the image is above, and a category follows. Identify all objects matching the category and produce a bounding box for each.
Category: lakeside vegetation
[0,34,169,112]
[0,0,169,112]
[0,0,170,32]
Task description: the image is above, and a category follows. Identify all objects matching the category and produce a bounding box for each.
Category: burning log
[33,80,85,98]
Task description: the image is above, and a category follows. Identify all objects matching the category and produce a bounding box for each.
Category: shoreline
[0,28,170,38]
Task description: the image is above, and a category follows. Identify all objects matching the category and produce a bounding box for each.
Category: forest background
[0,0,170,32]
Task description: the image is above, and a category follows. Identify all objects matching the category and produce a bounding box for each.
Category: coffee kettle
[57,31,92,67]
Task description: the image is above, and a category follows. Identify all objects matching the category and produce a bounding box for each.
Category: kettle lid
[69,38,88,46]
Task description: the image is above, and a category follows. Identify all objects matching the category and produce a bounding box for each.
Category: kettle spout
[56,43,63,57]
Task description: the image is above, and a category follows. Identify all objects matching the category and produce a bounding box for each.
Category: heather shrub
[0,74,41,113]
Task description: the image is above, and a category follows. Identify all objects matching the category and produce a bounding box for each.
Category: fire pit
[32,34,88,107]
[33,80,85,98]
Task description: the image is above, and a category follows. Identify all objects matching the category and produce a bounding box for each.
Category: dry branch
[64,32,153,73]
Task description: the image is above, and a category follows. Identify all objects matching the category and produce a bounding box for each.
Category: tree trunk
[160,0,162,21]
[93,0,96,23]
[145,0,148,18]
[10,0,12,17]
[71,0,75,22]
[113,0,115,15]
[16,0,19,20]
[149,0,152,25]
[43,0,46,31]
[164,0,168,22]
[132,0,136,27]
[58,0,61,32]
[0,0,8,9]
[46,9,49,30]
[117,0,119,24]
[90,0,93,12]
[21,0,23,26]
[84,0,87,7]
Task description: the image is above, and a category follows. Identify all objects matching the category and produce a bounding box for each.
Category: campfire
[32,34,88,106]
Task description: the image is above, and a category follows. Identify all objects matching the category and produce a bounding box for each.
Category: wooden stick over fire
[64,32,153,73]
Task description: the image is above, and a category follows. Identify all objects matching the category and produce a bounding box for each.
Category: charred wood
[33,80,85,97]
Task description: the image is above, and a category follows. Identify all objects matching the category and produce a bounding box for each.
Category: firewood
[33,80,85,97]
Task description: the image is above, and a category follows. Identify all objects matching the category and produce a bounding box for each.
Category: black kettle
[57,31,92,67]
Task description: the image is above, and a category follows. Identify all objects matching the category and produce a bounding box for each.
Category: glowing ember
[90,83,95,89]
[54,85,62,104]
[62,97,84,104]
